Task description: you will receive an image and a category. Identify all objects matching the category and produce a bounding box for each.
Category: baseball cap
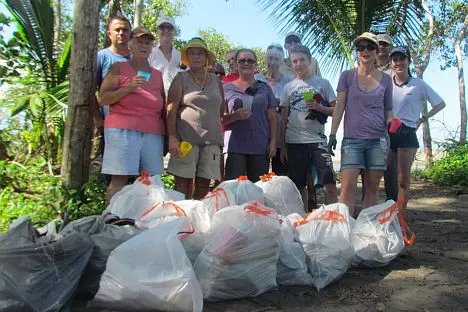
[284,31,302,43]
[390,46,410,58]
[377,34,392,45]
[132,27,155,40]
[157,16,176,28]
[353,32,379,46]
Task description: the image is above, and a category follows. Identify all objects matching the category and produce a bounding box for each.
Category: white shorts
[102,128,164,176]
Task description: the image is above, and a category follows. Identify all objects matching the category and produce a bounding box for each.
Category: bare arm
[166,73,183,156]
[98,63,144,106]
[267,108,277,158]
[331,91,346,135]
[385,109,394,127]
[418,101,446,128]
[313,100,336,116]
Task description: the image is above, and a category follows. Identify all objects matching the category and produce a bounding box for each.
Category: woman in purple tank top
[328,32,393,216]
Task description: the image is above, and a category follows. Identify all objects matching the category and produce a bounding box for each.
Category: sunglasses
[356,44,377,52]
[158,24,174,31]
[285,38,301,45]
[237,58,256,65]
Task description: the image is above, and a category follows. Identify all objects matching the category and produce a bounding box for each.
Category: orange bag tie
[378,201,400,223]
[202,188,231,211]
[293,219,308,227]
[237,175,249,181]
[141,201,187,218]
[398,210,416,246]
[137,170,151,185]
[244,202,272,216]
[309,210,345,222]
[260,174,272,182]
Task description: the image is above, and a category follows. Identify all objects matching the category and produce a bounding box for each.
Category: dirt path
[74,180,468,312]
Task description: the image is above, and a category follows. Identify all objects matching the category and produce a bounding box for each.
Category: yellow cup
[179,141,192,158]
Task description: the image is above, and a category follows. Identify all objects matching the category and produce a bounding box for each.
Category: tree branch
[420,0,435,72]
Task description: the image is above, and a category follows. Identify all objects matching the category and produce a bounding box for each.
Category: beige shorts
[167,144,221,179]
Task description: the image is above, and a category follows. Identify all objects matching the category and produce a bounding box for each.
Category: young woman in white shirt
[389,46,446,215]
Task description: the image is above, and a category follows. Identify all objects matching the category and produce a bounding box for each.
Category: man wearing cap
[376,33,398,202]
[148,16,181,96]
[376,34,393,75]
[282,31,321,77]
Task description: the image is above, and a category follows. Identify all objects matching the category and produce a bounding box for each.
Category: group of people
[94,15,446,217]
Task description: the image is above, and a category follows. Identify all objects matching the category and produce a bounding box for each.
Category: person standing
[376,34,394,75]
[166,38,224,199]
[328,32,393,216]
[223,49,277,182]
[280,45,338,208]
[264,43,292,175]
[148,16,181,96]
[99,28,166,200]
[282,32,321,78]
[389,46,445,215]
[92,16,132,129]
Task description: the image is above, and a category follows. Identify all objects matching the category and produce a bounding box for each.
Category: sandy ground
[73,179,468,312]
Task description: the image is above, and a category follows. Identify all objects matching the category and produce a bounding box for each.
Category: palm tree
[259,0,424,74]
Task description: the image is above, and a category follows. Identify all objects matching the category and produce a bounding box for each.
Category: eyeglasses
[379,41,390,47]
[285,38,301,45]
[237,58,256,65]
[356,44,377,52]
[158,24,174,31]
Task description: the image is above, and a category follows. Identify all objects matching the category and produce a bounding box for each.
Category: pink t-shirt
[105,62,165,134]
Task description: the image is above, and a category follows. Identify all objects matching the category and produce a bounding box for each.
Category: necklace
[190,70,208,90]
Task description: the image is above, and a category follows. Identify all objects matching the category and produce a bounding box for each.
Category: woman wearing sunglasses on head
[388,46,445,215]
[166,38,224,199]
[223,48,277,182]
[328,32,393,216]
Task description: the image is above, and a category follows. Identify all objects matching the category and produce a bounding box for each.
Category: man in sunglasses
[148,16,181,96]
[282,32,321,78]
[376,34,394,75]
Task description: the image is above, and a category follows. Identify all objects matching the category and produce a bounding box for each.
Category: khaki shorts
[167,144,221,179]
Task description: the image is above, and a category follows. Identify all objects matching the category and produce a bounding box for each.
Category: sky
[1,0,466,148]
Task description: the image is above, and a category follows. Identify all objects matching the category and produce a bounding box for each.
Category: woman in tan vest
[166,38,224,199]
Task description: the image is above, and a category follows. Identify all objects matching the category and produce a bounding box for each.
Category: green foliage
[197,27,234,67]
[0,157,106,232]
[423,143,468,186]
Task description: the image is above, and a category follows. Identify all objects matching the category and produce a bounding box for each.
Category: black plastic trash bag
[0,218,93,312]
[60,215,141,299]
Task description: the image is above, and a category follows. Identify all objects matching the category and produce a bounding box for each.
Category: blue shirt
[96,48,130,87]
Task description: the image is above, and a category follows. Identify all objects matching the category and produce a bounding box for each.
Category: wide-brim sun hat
[181,37,215,67]
[353,32,379,46]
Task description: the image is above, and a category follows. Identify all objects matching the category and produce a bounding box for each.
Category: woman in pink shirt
[99,27,166,201]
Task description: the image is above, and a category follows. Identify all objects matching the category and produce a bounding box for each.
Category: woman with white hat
[166,37,224,199]
[328,32,394,215]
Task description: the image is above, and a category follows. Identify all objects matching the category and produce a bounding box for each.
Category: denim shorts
[341,137,389,170]
[102,128,164,176]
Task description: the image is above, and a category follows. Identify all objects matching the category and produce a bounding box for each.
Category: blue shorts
[102,128,164,176]
[340,137,389,170]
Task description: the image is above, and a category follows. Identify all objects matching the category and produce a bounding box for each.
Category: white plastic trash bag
[106,172,184,220]
[296,203,354,290]
[255,173,305,217]
[215,176,264,205]
[194,201,281,301]
[201,187,235,219]
[90,218,203,312]
[276,215,313,286]
[352,200,405,267]
[137,200,211,233]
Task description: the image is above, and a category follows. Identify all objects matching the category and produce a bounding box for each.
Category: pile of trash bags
[0,172,415,312]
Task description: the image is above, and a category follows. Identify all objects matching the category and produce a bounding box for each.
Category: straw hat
[181,37,215,67]
[353,32,379,46]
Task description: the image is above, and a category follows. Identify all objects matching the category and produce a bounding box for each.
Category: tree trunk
[455,15,467,144]
[404,0,435,166]
[53,0,61,54]
[61,0,100,190]
[134,0,144,28]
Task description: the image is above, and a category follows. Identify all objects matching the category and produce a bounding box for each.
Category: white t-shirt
[280,76,336,144]
[148,45,181,96]
[392,77,443,128]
